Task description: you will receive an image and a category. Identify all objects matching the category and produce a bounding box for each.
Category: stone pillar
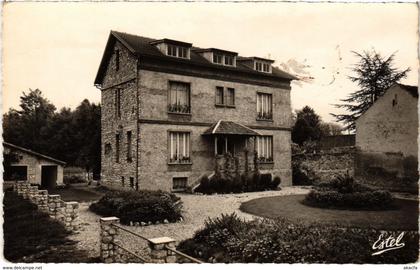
[100,217,120,263]
[36,190,49,212]
[64,201,79,230]
[48,194,62,220]
[28,185,39,203]
[148,237,177,263]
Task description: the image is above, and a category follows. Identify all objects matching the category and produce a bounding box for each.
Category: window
[256,136,273,162]
[115,49,120,71]
[227,88,235,106]
[121,176,125,187]
[255,61,271,73]
[126,131,132,162]
[169,131,191,163]
[129,177,134,189]
[115,134,120,163]
[215,87,235,107]
[115,88,121,118]
[173,177,188,191]
[256,62,263,71]
[4,165,27,181]
[263,63,270,72]
[167,44,189,59]
[215,87,224,105]
[168,81,191,114]
[213,54,223,64]
[225,56,234,66]
[215,136,235,155]
[257,92,273,120]
[104,143,112,155]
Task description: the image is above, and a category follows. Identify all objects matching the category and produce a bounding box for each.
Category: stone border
[13,182,79,231]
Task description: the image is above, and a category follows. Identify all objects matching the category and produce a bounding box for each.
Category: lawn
[48,186,105,202]
[240,194,418,230]
[3,191,98,263]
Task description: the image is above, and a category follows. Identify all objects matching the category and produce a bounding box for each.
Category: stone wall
[293,147,355,184]
[12,182,79,231]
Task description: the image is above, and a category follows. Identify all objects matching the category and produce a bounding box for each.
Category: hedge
[89,190,182,224]
[178,213,419,263]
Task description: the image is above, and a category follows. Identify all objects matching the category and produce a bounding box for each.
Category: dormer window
[167,44,189,59]
[225,56,234,66]
[255,61,271,73]
[194,48,238,67]
[213,54,223,64]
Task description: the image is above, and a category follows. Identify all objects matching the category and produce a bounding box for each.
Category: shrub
[89,190,182,224]
[63,175,86,184]
[195,173,281,194]
[306,173,395,210]
[178,213,419,263]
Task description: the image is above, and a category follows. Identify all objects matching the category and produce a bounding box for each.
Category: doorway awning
[202,120,261,136]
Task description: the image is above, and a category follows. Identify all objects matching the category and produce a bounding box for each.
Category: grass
[240,194,418,230]
[48,186,105,202]
[3,191,98,263]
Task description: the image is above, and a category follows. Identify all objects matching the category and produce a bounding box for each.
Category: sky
[2,2,418,124]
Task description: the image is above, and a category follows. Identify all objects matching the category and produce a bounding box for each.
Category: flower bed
[303,174,395,210]
[89,190,183,225]
[178,213,419,263]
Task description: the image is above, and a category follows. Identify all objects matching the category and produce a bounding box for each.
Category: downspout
[135,60,140,191]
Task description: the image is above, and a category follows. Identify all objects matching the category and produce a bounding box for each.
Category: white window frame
[256,136,273,162]
[169,131,191,164]
[257,92,273,120]
[167,44,189,59]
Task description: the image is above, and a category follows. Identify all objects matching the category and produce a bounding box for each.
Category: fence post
[148,237,177,263]
[48,194,62,220]
[100,217,120,263]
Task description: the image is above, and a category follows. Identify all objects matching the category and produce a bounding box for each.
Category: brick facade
[98,33,294,191]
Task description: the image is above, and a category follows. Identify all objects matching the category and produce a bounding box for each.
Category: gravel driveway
[69,186,310,258]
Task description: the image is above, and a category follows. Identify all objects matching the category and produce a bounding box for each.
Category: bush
[178,213,419,263]
[63,175,86,184]
[89,190,183,224]
[195,173,281,194]
[305,173,395,210]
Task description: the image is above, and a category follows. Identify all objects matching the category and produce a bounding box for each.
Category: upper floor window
[115,134,120,163]
[215,87,235,107]
[115,49,120,71]
[168,81,191,114]
[167,44,189,59]
[169,131,191,164]
[255,61,271,73]
[213,54,223,64]
[115,88,121,118]
[225,56,234,66]
[256,136,273,163]
[257,92,272,120]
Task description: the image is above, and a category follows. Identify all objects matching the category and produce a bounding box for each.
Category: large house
[94,31,296,192]
[355,83,418,192]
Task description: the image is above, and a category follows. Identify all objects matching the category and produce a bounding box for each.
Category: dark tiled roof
[398,83,418,98]
[203,120,261,136]
[95,31,297,85]
[3,142,66,165]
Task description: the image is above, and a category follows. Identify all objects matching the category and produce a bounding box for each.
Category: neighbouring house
[94,30,296,192]
[3,142,66,188]
[355,83,419,192]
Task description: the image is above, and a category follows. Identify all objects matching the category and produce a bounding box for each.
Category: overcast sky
[3,2,418,124]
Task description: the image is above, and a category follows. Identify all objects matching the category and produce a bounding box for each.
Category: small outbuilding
[3,142,66,188]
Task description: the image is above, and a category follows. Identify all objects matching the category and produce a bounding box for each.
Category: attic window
[255,61,271,73]
[212,53,235,66]
[167,44,189,59]
[213,54,223,64]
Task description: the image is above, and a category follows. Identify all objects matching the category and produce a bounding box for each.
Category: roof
[3,142,66,165]
[202,120,261,136]
[94,31,297,85]
[398,83,418,98]
[192,48,238,56]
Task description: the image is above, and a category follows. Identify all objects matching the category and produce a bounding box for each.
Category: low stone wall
[99,217,199,264]
[292,147,356,184]
[12,182,79,231]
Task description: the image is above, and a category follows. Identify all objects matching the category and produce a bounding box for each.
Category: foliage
[89,190,183,224]
[319,122,343,136]
[332,51,410,131]
[178,213,419,263]
[305,173,395,210]
[3,191,95,262]
[195,173,281,194]
[292,106,323,145]
[63,175,87,185]
[292,159,315,186]
[3,89,101,176]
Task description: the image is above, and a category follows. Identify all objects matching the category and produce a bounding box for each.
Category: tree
[292,106,322,145]
[332,51,410,131]
[319,122,343,136]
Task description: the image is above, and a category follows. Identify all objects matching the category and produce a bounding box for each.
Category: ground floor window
[169,131,191,163]
[215,136,235,155]
[256,136,273,162]
[173,177,188,191]
[4,165,27,181]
